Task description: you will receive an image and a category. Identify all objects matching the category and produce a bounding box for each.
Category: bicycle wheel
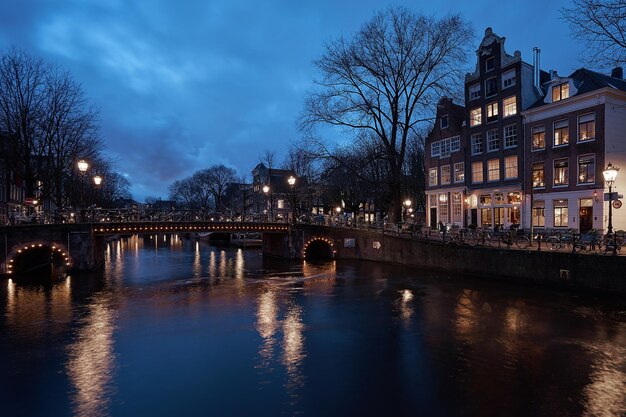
[442,233,453,245]
[515,235,530,249]
[488,234,502,248]
[545,236,561,251]
[465,232,479,247]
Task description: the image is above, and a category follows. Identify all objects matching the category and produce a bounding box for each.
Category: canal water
[0,235,625,417]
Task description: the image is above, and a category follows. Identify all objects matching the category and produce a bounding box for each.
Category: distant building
[251,163,298,221]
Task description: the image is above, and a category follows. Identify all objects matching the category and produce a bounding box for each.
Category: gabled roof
[528,67,626,109]
[570,68,626,95]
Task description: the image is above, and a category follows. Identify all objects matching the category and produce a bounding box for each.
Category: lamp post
[603,163,619,256]
[287,175,296,223]
[403,199,412,223]
[262,184,271,221]
[93,175,102,216]
[77,159,89,222]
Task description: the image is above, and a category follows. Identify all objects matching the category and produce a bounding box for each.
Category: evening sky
[0,0,581,201]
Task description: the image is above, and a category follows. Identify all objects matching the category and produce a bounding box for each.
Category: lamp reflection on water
[582,342,626,416]
[66,298,116,417]
[282,303,306,392]
[256,288,279,367]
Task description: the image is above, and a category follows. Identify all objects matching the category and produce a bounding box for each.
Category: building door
[471,209,477,227]
[579,207,593,233]
[430,208,437,229]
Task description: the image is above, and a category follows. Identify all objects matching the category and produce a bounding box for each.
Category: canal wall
[291,226,626,295]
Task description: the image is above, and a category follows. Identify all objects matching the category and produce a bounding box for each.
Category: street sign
[604,192,619,201]
[614,200,623,209]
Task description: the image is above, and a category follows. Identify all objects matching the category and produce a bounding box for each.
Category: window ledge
[577,139,596,144]
[576,183,596,186]
[552,144,569,149]
[531,148,546,152]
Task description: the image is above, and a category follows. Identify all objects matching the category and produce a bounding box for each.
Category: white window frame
[428,168,438,187]
[440,114,449,129]
[471,133,482,155]
[504,155,518,179]
[487,129,499,152]
[450,136,460,152]
[470,107,482,127]
[577,113,595,142]
[503,96,517,117]
[504,124,517,149]
[502,69,516,89]
[553,158,569,186]
[469,83,481,100]
[487,159,500,182]
[431,141,441,157]
[441,165,451,185]
[454,162,464,183]
[577,153,595,185]
[472,162,483,184]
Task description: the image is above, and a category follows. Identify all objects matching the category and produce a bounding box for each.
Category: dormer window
[552,83,570,102]
[440,115,449,129]
[485,57,495,72]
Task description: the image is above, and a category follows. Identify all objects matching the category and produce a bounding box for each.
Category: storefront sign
[613,200,622,209]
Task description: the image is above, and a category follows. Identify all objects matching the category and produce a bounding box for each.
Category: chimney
[533,47,541,89]
[611,66,623,80]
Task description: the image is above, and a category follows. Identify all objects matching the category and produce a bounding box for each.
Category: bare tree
[300,7,472,222]
[0,48,47,198]
[36,66,101,208]
[562,0,626,68]
[206,164,237,212]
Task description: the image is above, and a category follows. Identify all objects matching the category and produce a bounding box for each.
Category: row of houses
[425,27,626,233]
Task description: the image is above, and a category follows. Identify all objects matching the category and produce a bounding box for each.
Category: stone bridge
[0,222,291,276]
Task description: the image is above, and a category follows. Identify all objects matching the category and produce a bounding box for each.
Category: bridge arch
[7,242,71,277]
[302,236,335,260]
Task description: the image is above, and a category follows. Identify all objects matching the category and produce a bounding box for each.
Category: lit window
[481,208,492,227]
[502,69,516,88]
[552,83,570,101]
[440,115,449,129]
[503,96,517,117]
[487,159,500,182]
[532,126,545,150]
[429,168,438,187]
[487,129,499,152]
[578,154,595,184]
[469,83,481,100]
[439,193,449,222]
[504,124,517,148]
[504,156,518,179]
[507,192,521,204]
[485,57,495,72]
[486,102,498,122]
[472,162,483,184]
[454,162,464,183]
[471,133,482,155]
[441,165,451,185]
[554,159,569,186]
[578,113,595,141]
[532,201,545,227]
[485,77,497,97]
[470,108,482,126]
[451,193,463,224]
[553,200,568,227]
[554,120,569,146]
[277,199,285,209]
[480,194,491,205]
[533,162,545,188]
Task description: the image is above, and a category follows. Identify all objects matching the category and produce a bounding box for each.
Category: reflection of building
[523,68,626,232]
[251,163,298,221]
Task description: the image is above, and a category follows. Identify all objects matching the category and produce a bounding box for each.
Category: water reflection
[582,342,626,416]
[256,288,279,368]
[66,297,116,417]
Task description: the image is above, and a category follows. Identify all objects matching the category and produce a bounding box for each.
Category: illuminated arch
[6,242,72,276]
[302,236,335,260]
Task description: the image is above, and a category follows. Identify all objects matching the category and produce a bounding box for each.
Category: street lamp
[77,159,89,221]
[403,199,412,223]
[93,175,102,186]
[262,184,271,221]
[287,175,296,223]
[603,163,619,256]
